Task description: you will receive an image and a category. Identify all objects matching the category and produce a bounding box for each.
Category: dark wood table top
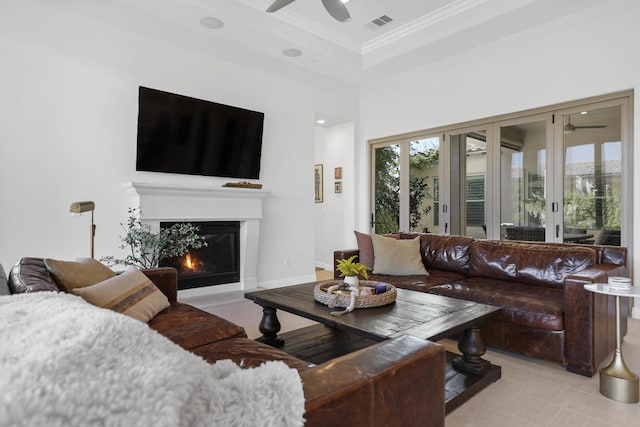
[245,281,501,342]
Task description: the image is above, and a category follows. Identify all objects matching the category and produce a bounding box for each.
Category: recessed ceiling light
[283,48,302,57]
[341,0,350,4]
[580,111,588,115]
[200,17,224,29]
[316,119,326,124]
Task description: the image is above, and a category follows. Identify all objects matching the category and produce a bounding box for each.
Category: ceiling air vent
[371,15,393,27]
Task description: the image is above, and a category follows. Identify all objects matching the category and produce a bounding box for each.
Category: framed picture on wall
[314,164,323,203]
[335,182,342,193]
[334,167,342,180]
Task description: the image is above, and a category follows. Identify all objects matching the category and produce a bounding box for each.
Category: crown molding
[361,0,490,54]
[237,0,491,56]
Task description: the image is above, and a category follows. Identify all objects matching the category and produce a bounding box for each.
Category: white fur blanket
[0,292,305,427]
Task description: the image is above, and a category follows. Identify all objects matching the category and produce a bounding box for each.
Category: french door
[494,114,553,241]
[492,101,628,245]
[551,100,629,246]
[440,126,491,239]
[370,95,630,249]
[371,135,442,234]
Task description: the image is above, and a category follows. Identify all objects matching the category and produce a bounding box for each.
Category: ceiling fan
[266,0,351,22]
[563,115,607,134]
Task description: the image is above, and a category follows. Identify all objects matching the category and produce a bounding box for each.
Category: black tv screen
[136,86,264,179]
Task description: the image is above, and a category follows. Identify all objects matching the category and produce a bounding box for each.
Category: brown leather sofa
[4,258,446,427]
[334,235,628,377]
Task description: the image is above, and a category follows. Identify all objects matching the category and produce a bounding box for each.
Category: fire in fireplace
[159,221,240,290]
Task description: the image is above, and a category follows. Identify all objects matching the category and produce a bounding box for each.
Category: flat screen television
[136,86,264,179]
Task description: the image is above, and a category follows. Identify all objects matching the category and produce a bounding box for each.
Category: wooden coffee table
[245,281,502,413]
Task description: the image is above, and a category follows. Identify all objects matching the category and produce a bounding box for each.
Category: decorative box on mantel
[124,182,270,300]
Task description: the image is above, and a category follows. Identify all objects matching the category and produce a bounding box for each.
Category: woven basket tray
[314,280,396,309]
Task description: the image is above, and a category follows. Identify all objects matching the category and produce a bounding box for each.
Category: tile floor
[205,271,640,426]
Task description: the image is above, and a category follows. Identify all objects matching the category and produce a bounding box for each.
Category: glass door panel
[447,130,487,238]
[370,97,628,251]
[499,119,548,241]
[562,105,622,245]
[373,144,400,234]
[409,137,440,233]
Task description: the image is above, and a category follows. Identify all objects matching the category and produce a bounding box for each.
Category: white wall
[314,122,356,270]
[0,1,358,288]
[359,0,640,273]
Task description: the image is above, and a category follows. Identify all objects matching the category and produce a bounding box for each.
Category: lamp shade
[69,201,95,213]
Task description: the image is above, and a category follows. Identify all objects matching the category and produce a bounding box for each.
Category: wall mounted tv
[136,86,264,179]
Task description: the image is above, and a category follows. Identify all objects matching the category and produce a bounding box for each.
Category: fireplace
[125,182,268,296]
[159,221,240,290]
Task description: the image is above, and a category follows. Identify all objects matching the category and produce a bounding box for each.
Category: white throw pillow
[371,235,429,276]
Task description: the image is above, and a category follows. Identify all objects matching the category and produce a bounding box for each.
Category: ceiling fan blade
[321,0,351,22]
[266,0,296,13]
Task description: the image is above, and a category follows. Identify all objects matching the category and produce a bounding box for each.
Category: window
[466,175,485,226]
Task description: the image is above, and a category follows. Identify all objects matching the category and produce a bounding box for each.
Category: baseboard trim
[315,261,333,271]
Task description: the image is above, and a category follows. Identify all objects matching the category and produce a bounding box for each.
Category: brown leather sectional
[334,235,628,377]
[5,258,446,427]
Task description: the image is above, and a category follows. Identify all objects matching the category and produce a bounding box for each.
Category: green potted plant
[336,255,370,288]
[101,208,207,269]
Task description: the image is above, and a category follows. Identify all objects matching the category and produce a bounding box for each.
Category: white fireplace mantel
[125,182,270,222]
[124,182,270,300]
[126,182,270,199]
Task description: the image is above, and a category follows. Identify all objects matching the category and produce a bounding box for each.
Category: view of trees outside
[563,141,622,232]
[602,187,622,229]
[374,144,400,234]
[373,138,440,235]
[409,138,439,233]
[507,145,621,236]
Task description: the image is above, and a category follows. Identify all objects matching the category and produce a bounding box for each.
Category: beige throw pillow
[71,266,170,323]
[371,235,429,276]
[354,231,402,270]
[45,258,116,291]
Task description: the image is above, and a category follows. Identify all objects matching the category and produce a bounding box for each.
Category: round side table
[584,283,639,403]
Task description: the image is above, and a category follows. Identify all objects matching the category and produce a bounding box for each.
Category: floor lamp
[69,201,96,258]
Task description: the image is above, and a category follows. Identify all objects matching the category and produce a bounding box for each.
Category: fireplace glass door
[160,221,240,290]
